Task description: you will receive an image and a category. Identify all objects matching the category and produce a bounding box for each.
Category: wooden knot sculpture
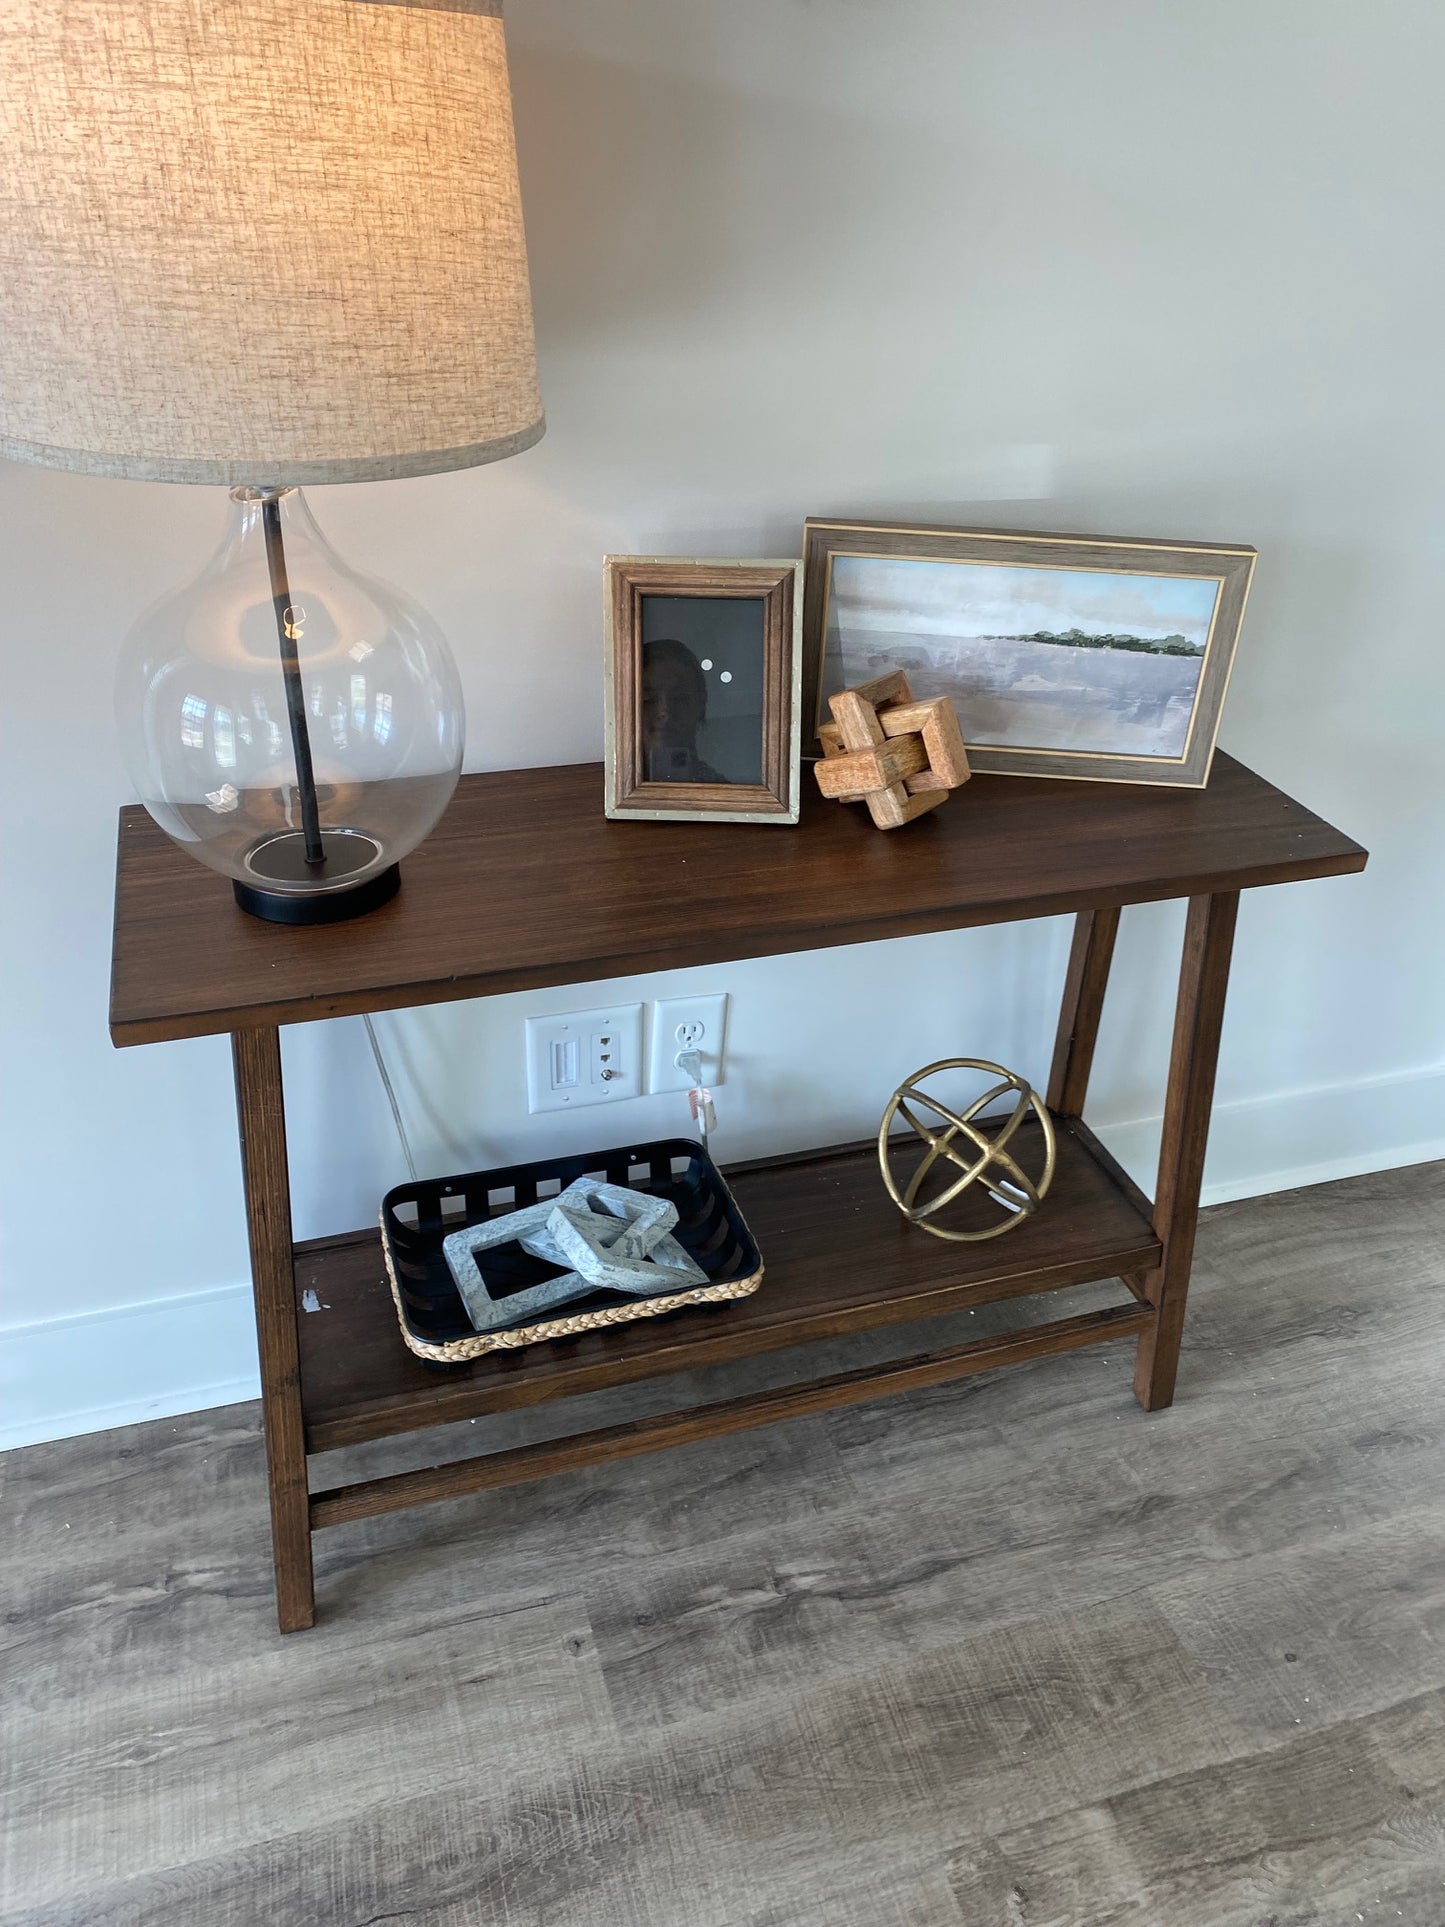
[815,671,970,829]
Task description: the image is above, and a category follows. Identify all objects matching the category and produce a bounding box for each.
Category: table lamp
[0,0,543,922]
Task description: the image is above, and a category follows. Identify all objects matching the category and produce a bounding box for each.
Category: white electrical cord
[365,1014,712,1178]
[675,1047,716,1152]
[363,1012,418,1182]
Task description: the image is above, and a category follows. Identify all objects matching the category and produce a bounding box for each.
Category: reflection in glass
[640,595,765,785]
[643,638,727,782]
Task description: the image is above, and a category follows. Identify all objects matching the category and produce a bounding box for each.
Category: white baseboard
[3,1064,1441,1452]
[1094,1061,1445,1207]
[0,1284,258,1453]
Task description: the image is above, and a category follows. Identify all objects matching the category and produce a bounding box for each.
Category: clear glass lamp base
[115,486,465,924]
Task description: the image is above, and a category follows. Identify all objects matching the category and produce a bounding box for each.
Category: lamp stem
[261,493,325,866]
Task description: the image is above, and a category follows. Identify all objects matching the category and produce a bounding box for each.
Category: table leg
[1047,907,1121,1117]
[1133,890,1239,1411]
[232,1027,315,1632]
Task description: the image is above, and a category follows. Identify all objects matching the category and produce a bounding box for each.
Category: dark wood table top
[110,753,1366,1046]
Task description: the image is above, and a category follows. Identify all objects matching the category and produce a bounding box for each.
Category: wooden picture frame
[802,519,1256,787]
[604,557,803,823]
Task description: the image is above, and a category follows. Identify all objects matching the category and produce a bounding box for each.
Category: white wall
[3,0,1442,1448]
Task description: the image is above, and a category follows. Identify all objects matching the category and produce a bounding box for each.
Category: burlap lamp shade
[0,0,545,922]
[0,0,544,482]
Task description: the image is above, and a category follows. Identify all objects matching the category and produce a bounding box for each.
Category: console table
[109,755,1366,1632]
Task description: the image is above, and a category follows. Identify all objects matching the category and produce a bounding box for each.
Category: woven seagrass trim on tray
[379,1211,764,1361]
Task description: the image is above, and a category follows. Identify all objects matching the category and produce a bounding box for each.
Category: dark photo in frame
[605,557,802,822]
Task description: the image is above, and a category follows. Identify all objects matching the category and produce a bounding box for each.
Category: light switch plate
[649,994,729,1093]
[525,1003,643,1113]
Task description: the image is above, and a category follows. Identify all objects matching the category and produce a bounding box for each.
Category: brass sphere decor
[877,1058,1056,1242]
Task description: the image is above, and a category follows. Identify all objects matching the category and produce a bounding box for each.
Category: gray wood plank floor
[4,1160,1445,1926]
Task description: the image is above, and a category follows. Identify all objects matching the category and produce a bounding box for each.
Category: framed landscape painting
[802,520,1256,786]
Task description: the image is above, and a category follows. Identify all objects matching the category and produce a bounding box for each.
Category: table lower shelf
[295,1116,1161,1455]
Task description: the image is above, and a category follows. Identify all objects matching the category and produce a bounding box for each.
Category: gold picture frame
[802,519,1256,787]
[604,556,803,823]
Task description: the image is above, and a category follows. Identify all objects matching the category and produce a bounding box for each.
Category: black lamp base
[233,861,400,924]
[233,828,401,923]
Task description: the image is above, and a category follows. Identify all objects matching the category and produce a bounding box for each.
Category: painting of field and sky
[824,554,1224,759]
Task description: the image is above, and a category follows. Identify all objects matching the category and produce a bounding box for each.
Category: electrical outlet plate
[649,994,729,1093]
[525,1004,643,1113]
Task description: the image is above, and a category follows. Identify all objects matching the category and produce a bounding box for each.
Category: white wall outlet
[649,994,729,1093]
[525,1004,643,1113]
